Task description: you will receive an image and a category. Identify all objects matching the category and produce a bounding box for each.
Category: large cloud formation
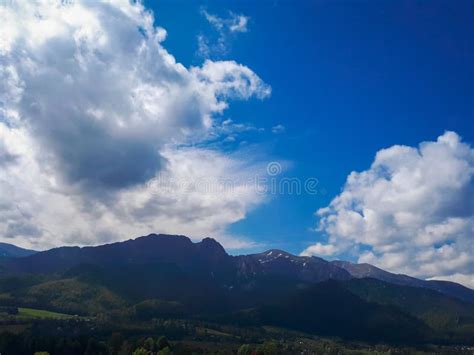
[0,0,270,249]
[302,132,474,288]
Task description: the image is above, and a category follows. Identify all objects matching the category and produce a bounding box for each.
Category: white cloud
[202,10,249,33]
[302,132,474,288]
[300,242,337,257]
[271,124,286,134]
[0,0,270,250]
[229,14,249,33]
[198,9,250,58]
[0,125,266,249]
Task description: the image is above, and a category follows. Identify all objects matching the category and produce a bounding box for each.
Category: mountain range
[0,234,473,345]
[2,234,471,303]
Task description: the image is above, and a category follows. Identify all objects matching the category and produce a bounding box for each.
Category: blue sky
[146,0,474,254]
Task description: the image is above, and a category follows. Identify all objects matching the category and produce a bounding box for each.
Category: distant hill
[0,234,473,344]
[0,242,37,258]
[341,277,474,342]
[332,260,474,304]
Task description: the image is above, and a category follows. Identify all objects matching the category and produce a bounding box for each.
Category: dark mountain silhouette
[2,234,232,276]
[0,242,37,258]
[2,234,471,303]
[1,234,351,285]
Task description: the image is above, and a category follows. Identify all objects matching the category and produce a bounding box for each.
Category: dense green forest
[0,313,473,354]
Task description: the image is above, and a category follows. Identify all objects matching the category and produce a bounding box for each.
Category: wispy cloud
[271,124,286,134]
[202,10,249,33]
[198,9,250,58]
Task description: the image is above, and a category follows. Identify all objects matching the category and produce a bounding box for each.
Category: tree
[85,339,108,355]
[156,336,170,351]
[237,344,253,355]
[256,341,278,355]
[108,332,124,354]
[132,348,148,355]
[157,347,171,355]
[118,341,134,355]
[143,337,155,352]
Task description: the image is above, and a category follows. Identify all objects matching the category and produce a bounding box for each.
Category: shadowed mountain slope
[0,242,37,258]
[333,260,474,304]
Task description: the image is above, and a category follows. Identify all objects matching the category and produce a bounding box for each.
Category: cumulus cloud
[0,127,265,249]
[300,242,336,257]
[301,132,474,288]
[198,9,250,58]
[0,0,270,249]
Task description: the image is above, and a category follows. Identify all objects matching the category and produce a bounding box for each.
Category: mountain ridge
[332,259,474,304]
[0,242,37,258]
[1,233,472,302]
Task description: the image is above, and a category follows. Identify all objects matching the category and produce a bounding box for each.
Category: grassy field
[18,307,75,319]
